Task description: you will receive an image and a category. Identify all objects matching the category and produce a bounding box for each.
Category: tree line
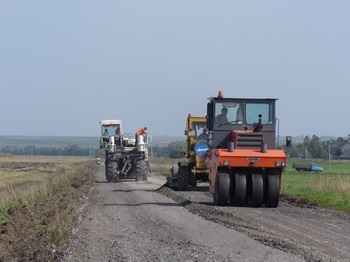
[0,135,343,159]
[0,145,102,157]
[285,135,340,159]
[157,135,342,160]
[151,141,187,158]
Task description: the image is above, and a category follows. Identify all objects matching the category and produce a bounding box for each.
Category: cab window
[246,103,274,124]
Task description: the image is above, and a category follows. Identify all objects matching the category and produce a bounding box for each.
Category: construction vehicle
[123,133,136,147]
[206,91,286,207]
[99,120,149,182]
[293,162,323,173]
[167,114,209,190]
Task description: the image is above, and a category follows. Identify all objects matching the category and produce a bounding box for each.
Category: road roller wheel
[265,174,280,208]
[249,174,264,207]
[214,172,230,206]
[232,174,247,206]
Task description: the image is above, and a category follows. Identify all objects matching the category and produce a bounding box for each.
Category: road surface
[63,167,302,261]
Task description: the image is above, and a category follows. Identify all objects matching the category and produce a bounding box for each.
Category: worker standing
[135,127,148,146]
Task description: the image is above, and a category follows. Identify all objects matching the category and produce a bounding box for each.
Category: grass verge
[0,157,96,261]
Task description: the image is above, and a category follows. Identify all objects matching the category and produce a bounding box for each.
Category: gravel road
[158,183,350,262]
[63,167,301,261]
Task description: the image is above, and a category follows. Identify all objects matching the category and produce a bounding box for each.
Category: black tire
[177,166,190,191]
[135,160,148,181]
[214,172,230,206]
[232,174,247,206]
[105,160,111,182]
[106,159,118,183]
[249,174,264,207]
[265,174,279,208]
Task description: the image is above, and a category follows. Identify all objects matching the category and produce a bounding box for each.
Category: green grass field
[282,159,350,212]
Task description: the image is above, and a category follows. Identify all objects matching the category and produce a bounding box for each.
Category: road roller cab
[206,91,286,207]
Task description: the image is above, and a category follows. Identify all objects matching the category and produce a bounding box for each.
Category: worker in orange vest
[135,127,148,145]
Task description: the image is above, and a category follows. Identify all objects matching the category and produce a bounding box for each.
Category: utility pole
[305,147,308,160]
[275,117,280,147]
[328,143,331,171]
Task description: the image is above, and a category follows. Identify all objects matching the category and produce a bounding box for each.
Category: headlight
[275,162,285,167]
[223,160,230,166]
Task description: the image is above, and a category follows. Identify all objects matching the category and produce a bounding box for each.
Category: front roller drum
[214,172,230,206]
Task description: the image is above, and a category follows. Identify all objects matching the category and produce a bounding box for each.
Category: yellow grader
[167,114,209,190]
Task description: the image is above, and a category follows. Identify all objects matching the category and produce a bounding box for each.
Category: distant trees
[1,135,341,160]
[1,142,187,158]
[0,145,102,157]
[150,141,186,158]
[287,134,334,159]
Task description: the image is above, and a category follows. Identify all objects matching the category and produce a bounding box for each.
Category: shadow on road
[102,200,191,207]
[197,201,215,206]
[95,179,145,184]
[95,180,109,184]
[165,185,210,192]
[113,189,156,192]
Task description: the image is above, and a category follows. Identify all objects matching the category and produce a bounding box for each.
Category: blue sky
[1,1,349,137]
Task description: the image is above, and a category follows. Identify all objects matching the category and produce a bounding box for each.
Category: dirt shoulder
[0,161,96,262]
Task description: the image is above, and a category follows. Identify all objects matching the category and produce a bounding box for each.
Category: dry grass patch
[311,174,350,193]
[0,156,89,211]
[0,156,96,261]
[149,157,184,175]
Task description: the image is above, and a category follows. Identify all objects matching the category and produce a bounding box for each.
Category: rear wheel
[214,172,230,206]
[249,174,264,207]
[135,160,148,181]
[177,166,190,191]
[105,160,111,182]
[232,174,247,206]
[265,174,280,208]
[106,160,118,183]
